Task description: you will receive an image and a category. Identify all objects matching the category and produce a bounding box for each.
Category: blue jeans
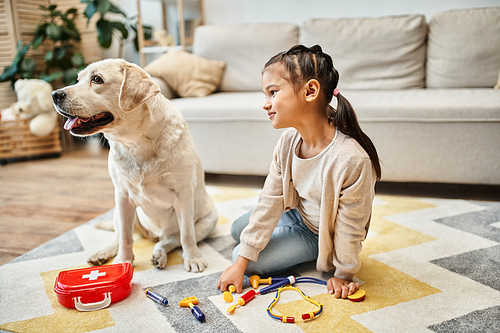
[231,209,319,276]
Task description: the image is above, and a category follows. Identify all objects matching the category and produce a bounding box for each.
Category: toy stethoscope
[226,275,328,323]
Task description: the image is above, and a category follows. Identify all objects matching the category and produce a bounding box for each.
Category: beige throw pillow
[144,50,226,97]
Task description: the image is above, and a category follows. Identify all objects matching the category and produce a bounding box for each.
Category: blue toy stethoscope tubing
[258,276,327,295]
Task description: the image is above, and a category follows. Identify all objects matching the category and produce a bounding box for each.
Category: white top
[292,129,340,234]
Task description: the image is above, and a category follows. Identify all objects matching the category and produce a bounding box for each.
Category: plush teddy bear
[14,79,58,137]
[1,101,33,121]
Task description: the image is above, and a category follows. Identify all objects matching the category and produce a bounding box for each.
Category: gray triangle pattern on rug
[428,201,500,332]
[145,273,245,332]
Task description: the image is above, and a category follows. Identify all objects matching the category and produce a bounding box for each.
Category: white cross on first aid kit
[82,270,106,281]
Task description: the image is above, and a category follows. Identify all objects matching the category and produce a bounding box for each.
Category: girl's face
[262,65,305,129]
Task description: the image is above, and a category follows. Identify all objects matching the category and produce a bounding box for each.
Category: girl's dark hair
[264,44,381,180]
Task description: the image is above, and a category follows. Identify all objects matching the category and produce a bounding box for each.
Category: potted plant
[0,5,85,88]
[82,0,152,58]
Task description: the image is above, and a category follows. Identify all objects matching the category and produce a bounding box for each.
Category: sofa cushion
[340,89,500,121]
[301,15,427,90]
[426,7,500,88]
[144,50,226,97]
[193,23,299,92]
[173,90,500,122]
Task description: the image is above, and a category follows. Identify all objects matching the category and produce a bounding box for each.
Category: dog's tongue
[64,117,80,130]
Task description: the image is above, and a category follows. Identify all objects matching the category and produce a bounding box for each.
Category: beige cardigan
[238,128,377,280]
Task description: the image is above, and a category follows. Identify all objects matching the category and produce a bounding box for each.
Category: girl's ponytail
[333,91,381,180]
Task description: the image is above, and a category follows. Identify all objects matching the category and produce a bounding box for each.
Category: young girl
[217,45,381,299]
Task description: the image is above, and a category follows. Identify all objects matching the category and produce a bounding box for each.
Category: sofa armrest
[150,76,178,100]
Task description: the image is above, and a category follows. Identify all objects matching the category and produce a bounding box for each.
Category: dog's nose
[52,90,66,104]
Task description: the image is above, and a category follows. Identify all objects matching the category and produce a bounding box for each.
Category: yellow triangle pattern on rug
[0,266,115,333]
[274,195,441,332]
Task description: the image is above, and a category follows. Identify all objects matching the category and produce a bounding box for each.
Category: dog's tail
[93,210,160,242]
[93,219,114,231]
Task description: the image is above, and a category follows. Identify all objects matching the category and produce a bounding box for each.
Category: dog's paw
[88,253,111,266]
[152,249,168,269]
[184,256,207,273]
[112,254,134,266]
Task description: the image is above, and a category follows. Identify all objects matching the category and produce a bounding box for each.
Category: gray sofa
[151,7,500,185]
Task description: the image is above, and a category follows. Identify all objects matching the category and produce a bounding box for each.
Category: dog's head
[52,59,160,137]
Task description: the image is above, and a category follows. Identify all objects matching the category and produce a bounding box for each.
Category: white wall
[115,0,500,64]
[202,0,500,25]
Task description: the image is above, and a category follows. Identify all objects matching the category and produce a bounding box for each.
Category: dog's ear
[119,63,160,112]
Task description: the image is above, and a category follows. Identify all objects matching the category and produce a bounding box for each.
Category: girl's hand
[327,277,360,298]
[217,256,249,293]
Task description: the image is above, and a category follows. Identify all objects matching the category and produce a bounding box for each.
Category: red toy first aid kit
[54,263,134,311]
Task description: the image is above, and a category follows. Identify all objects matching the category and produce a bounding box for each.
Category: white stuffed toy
[14,79,58,137]
[1,101,33,121]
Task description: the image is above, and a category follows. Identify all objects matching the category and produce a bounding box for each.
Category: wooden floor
[0,139,115,265]
[1,137,499,266]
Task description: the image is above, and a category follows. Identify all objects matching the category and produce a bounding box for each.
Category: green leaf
[33,23,46,38]
[32,34,44,50]
[66,8,77,15]
[63,68,79,84]
[48,4,57,12]
[46,23,62,41]
[0,66,12,82]
[55,47,66,60]
[44,51,54,62]
[19,41,31,56]
[110,21,128,39]
[97,0,111,15]
[143,25,153,40]
[96,19,113,48]
[84,2,98,24]
[61,26,81,41]
[21,58,36,72]
[71,52,85,67]
[109,3,126,16]
[43,71,64,82]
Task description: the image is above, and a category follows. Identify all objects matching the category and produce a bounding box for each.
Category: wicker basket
[0,118,62,163]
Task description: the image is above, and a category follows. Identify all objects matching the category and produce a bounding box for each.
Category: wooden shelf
[136,0,203,67]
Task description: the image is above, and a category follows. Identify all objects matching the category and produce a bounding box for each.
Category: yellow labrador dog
[52,59,218,272]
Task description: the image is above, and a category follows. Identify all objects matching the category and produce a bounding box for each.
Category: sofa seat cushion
[301,15,427,90]
[426,7,500,88]
[172,92,266,120]
[172,90,500,123]
[193,23,299,92]
[344,89,500,122]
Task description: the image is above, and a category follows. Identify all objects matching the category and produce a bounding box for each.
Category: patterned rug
[1,186,499,333]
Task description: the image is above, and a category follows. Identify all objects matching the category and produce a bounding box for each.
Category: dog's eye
[92,75,104,84]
